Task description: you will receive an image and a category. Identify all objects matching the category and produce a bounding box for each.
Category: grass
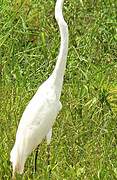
[1,0,117,179]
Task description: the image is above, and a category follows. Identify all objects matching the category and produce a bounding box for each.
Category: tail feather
[10,145,24,174]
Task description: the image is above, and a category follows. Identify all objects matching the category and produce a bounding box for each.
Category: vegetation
[1,0,117,179]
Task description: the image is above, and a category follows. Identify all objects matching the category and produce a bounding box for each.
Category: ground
[0,0,117,179]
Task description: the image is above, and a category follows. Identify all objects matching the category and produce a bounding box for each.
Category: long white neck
[51,0,69,99]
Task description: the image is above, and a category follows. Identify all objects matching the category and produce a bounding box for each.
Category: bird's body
[10,0,68,176]
[10,76,62,173]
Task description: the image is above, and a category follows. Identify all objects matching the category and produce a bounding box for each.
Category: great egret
[10,0,68,177]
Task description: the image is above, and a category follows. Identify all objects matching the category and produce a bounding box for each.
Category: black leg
[34,145,39,173]
[47,144,51,178]
[47,144,50,166]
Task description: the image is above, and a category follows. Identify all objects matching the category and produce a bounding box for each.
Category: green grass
[1,0,117,179]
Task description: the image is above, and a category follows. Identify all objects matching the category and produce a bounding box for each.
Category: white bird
[10,0,68,177]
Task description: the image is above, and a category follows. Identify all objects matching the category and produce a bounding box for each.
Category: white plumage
[10,0,68,176]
